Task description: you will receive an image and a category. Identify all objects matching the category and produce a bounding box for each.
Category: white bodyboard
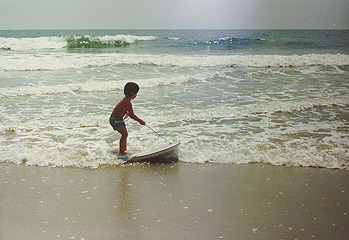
[108,142,180,163]
[128,142,180,162]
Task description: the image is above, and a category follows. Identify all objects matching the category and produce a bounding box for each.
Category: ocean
[0,29,348,169]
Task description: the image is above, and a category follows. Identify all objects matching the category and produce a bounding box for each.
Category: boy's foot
[117,154,130,161]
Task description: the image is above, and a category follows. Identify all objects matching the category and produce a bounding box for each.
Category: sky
[0,0,348,30]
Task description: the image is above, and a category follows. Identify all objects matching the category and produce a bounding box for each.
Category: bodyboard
[128,142,180,163]
[108,142,180,163]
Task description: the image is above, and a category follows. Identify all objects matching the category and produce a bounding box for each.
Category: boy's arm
[127,103,145,125]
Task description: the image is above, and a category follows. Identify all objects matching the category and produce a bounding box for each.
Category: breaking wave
[0,73,210,98]
[1,53,348,71]
[0,34,157,50]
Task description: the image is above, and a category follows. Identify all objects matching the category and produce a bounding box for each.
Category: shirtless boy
[110,82,145,156]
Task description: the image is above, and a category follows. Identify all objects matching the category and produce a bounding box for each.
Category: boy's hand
[139,120,146,125]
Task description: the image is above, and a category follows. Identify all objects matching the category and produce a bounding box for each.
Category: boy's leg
[116,126,128,155]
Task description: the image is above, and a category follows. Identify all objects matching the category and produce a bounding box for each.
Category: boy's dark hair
[124,82,139,97]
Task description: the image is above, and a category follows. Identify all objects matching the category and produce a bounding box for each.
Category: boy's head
[124,82,139,97]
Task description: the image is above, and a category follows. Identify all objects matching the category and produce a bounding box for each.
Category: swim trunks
[109,114,125,130]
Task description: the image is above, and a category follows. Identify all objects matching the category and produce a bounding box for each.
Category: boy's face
[131,94,137,99]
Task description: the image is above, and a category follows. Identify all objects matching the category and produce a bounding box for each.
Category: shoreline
[1,162,348,240]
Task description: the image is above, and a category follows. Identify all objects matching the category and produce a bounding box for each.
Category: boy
[110,82,145,157]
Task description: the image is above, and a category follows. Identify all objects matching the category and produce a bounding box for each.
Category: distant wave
[66,35,157,48]
[0,34,157,50]
[192,36,265,45]
[1,53,348,71]
[0,36,67,50]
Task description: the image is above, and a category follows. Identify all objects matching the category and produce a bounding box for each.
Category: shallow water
[1,29,348,168]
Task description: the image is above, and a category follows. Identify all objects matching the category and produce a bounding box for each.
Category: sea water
[0,29,348,169]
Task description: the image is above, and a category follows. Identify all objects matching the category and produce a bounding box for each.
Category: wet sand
[0,162,348,240]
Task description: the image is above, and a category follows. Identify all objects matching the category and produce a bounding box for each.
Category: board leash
[145,124,172,144]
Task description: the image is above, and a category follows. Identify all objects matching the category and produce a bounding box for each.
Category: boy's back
[112,97,131,119]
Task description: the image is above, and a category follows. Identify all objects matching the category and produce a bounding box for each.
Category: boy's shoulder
[119,97,132,105]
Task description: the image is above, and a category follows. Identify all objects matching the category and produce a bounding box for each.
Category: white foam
[2,115,347,169]
[152,96,349,124]
[1,97,348,169]
[178,137,349,169]
[173,107,349,169]
[1,53,348,71]
[98,35,157,44]
[0,73,210,98]
[0,36,67,50]
[2,96,347,132]
[0,115,122,168]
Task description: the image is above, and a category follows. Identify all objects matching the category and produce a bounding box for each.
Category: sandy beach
[0,162,348,240]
